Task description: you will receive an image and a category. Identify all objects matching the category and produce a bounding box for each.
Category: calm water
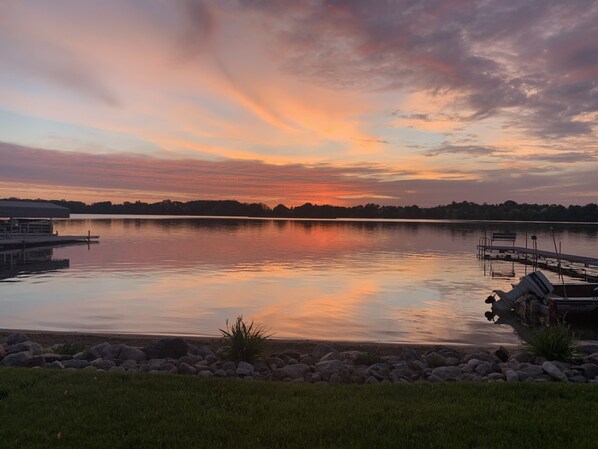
[1,216,597,346]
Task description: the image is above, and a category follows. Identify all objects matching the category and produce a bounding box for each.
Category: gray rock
[24,356,46,368]
[221,361,236,371]
[569,375,587,383]
[367,363,390,380]
[144,338,188,359]
[159,362,177,372]
[328,373,343,384]
[428,374,443,383]
[198,370,213,377]
[7,341,43,356]
[236,361,255,376]
[274,363,311,380]
[89,342,110,358]
[431,366,462,381]
[584,353,598,365]
[266,357,285,369]
[147,359,166,370]
[580,363,598,379]
[1,351,32,367]
[391,367,415,380]
[542,361,568,382]
[495,346,510,362]
[488,372,505,381]
[63,359,90,369]
[517,365,544,380]
[315,360,349,380]
[179,362,197,375]
[92,359,117,370]
[299,355,316,365]
[475,362,500,377]
[364,376,379,384]
[505,370,519,382]
[214,369,227,377]
[0,345,4,360]
[312,344,338,361]
[42,353,71,363]
[83,365,98,371]
[425,352,446,368]
[119,345,147,362]
[120,360,138,371]
[445,357,460,366]
[510,351,534,363]
[320,352,341,362]
[7,333,28,345]
[278,350,302,362]
[48,360,65,369]
[400,347,422,361]
[463,352,493,363]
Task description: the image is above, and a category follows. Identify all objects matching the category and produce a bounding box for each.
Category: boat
[487,270,598,323]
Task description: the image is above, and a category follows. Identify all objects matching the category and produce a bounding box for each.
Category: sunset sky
[1,0,597,206]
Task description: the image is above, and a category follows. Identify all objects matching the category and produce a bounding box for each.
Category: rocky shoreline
[2,332,598,384]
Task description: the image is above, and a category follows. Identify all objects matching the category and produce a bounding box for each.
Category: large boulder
[312,344,338,361]
[119,345,147,362]
[1,351,32,367]
[542,361,567,382]
[144,338,188,359]
[431,366,462,381]
[7,341,42,356]
[273,363,311,380]
[6,333,28,346]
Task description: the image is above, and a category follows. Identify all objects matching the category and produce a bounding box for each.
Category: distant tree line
[4,198,598,222]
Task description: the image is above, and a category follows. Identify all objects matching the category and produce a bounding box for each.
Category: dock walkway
[478,245,598,267]
[0,235,99,249]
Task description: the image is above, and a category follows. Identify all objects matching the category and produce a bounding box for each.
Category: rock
[63,359,90,369]
[542,361,567,382]
[495,346,510,362]
[428,374,443,383]
[364,376,379,384]
[580,363,598,380]
[24,355,46,368]
[299,355,316,365]
[89,342,110,358]
[179,362,197,375]
[320,352,341,362]
[214,369,227,377]
[517,365,545,381]
[7,341,43,356]
[488,372,505,381]
[425,352,446,368]
[400,347,422,361]
[273,363,311,381]
[42,353,71,363]
[236,361,255,376]
[47,360,65,369]
[221,361,236,371]
[147,359,166,370]
[198,370,213,377]
[505,370,519,382]
[266,357,285,369]
[144,338,188,359]
[510,351,534,363]
[569,375,587,383]
[7,333,28,345]
[431,366,461,381]
[312,344,338,361]
[577,343,598,355]
[119,345,147,362]
[278,350,302,362]
[0,345,5,360]
[120,360,138,371]
[444,357,460,366]
[1,351,32,367]
[367,363,390,380]
[92,359,117,370]
[391,367,415,381]
[475,362,500,377]
[328,373,343,384]
[463,352,493,363]
[315,360,349,381]
[584,353,598,365]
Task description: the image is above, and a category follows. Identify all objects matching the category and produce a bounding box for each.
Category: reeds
[219,316,272,363]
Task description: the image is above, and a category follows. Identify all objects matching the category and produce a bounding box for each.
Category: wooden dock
[478,245,598,267]
[0,235,99,249]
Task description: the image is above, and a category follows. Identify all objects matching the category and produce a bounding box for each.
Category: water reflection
[0,217,596,345]
[0,247,69,281]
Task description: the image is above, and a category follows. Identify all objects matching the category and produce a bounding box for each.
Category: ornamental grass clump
[524,323,579,362]
[219,316,272,363]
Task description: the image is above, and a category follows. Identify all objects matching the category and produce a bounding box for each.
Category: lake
[1,216,597,346]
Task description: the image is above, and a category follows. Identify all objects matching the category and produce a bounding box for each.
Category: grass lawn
[1,368,597,449]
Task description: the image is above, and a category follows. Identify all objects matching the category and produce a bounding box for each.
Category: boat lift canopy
[0,201,70,219]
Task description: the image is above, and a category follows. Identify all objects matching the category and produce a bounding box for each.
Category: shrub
[219,316,272,363]
[524,323,578,362]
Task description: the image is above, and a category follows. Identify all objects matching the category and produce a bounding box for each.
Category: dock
[478,232,598,281]
[0,235,99,250]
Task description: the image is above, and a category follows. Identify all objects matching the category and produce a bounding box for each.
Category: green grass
[219,316,272,363]
[524,324,579,362]
[1,369,597,449]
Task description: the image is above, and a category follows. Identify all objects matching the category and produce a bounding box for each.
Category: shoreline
[0,328,518,355]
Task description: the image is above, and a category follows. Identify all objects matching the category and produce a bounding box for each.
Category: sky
[0,0,597,207]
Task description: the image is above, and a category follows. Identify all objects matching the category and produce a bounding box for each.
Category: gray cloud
[234,0,598,139]
[424,144,500,157]
[2,141,596,206]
